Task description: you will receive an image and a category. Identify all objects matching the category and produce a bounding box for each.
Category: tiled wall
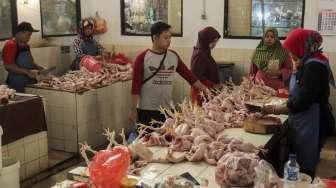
[25,81,132,153]
[106,44,336,119]
[1,132,48,180]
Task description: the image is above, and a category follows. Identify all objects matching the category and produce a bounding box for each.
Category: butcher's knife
[36,66,56,81]
[245,102,262,112]
[180,172,200,185]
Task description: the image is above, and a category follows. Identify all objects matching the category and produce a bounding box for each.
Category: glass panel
[122,0,183,36]
[0,0,16,40]
[225,0,304,38]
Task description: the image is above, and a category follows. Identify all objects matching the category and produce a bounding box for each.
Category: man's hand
[26,69,39,80]
[36,65,45,70]
[128,108,137,123]
[193,80,207,92]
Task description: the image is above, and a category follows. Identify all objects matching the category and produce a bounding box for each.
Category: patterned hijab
[252,28,289,71]
[283,28,335,87]
[79,18,95,41]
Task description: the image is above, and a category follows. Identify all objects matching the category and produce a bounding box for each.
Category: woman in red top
[190,27,221,105]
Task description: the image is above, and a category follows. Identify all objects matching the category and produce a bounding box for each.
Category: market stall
[49,78,295,188]
[26,80,132,153]
[0,91,48,180]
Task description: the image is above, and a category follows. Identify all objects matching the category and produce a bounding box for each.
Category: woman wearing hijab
[190,27,221,105]
[71,18,104,70]
[250,27,292,90]
[263,28,335,178]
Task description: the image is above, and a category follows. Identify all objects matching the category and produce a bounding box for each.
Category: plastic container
[80,55,102,72]
[217,63,234,83]
[0,158,20,188]
[284,154,300,188]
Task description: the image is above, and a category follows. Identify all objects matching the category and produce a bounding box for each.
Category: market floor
[27,136,336,188]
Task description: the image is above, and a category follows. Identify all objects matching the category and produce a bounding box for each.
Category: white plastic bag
[254,160,284,188]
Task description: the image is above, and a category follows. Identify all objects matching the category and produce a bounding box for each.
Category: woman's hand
[94,55,103,61]
[265,69,281,77]
[262,104,288,115]
[262,105,276,114]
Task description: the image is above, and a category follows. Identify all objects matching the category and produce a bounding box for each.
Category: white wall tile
[23,134,39,145]
[8,147,25,165]
[49,138,65,151]
[62,92,76,107]
[20,164,27,180]
[49,124,64,140]
[38,131,48,140]
[64,140,78,153]
[2,149,9,158]
[38,138,48,156]
[7,140,24,151]
[26,160,40,178]
[64,125,77,142]
[39,155,49,171]
[63,107,77,126]
[24,141,39,163]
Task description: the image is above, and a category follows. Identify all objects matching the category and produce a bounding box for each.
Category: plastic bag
[215,152,259,187]
[94,12,107,34]
[80,55,102,72]
[109,53,132,65]
[89,146,131,188]
[254,160,284,188]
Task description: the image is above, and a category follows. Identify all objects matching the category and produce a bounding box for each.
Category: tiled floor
[28,136,336,188]
[48,150,75,168]
[21,150,76,188]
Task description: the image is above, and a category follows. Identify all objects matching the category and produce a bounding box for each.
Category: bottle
[284,154,300,187]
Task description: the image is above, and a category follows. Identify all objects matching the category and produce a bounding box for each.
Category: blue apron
[6,44,37,92]
[72,39,99,70]
[288,58,329,172]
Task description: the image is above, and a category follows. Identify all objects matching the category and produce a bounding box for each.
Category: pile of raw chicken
[80,78,283,187]
[0,85,16,104]
[35,63,132,92]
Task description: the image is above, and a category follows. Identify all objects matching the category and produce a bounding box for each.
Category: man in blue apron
[71,18,104,70]
[263,28,335,178]
[2,22,43,92]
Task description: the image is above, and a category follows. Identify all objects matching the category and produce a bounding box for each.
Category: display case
[0,0,18,41]
[40,0,81,37]
[224,0,305,39]
[121,0,183,36]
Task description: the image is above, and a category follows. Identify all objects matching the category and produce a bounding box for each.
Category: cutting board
[244,116,282,134]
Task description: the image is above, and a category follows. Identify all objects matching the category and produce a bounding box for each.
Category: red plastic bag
[109,53,132,65]
[89,146,131,188]
[277,88,289,98]
[323,179,336,188]
[80,55,102,72]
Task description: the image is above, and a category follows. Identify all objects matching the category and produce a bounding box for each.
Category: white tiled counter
[1,131,48,180]
[51,128,276,188]
[25,80,132,153]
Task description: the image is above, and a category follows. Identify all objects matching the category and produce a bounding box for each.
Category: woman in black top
[263,28,335,178]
